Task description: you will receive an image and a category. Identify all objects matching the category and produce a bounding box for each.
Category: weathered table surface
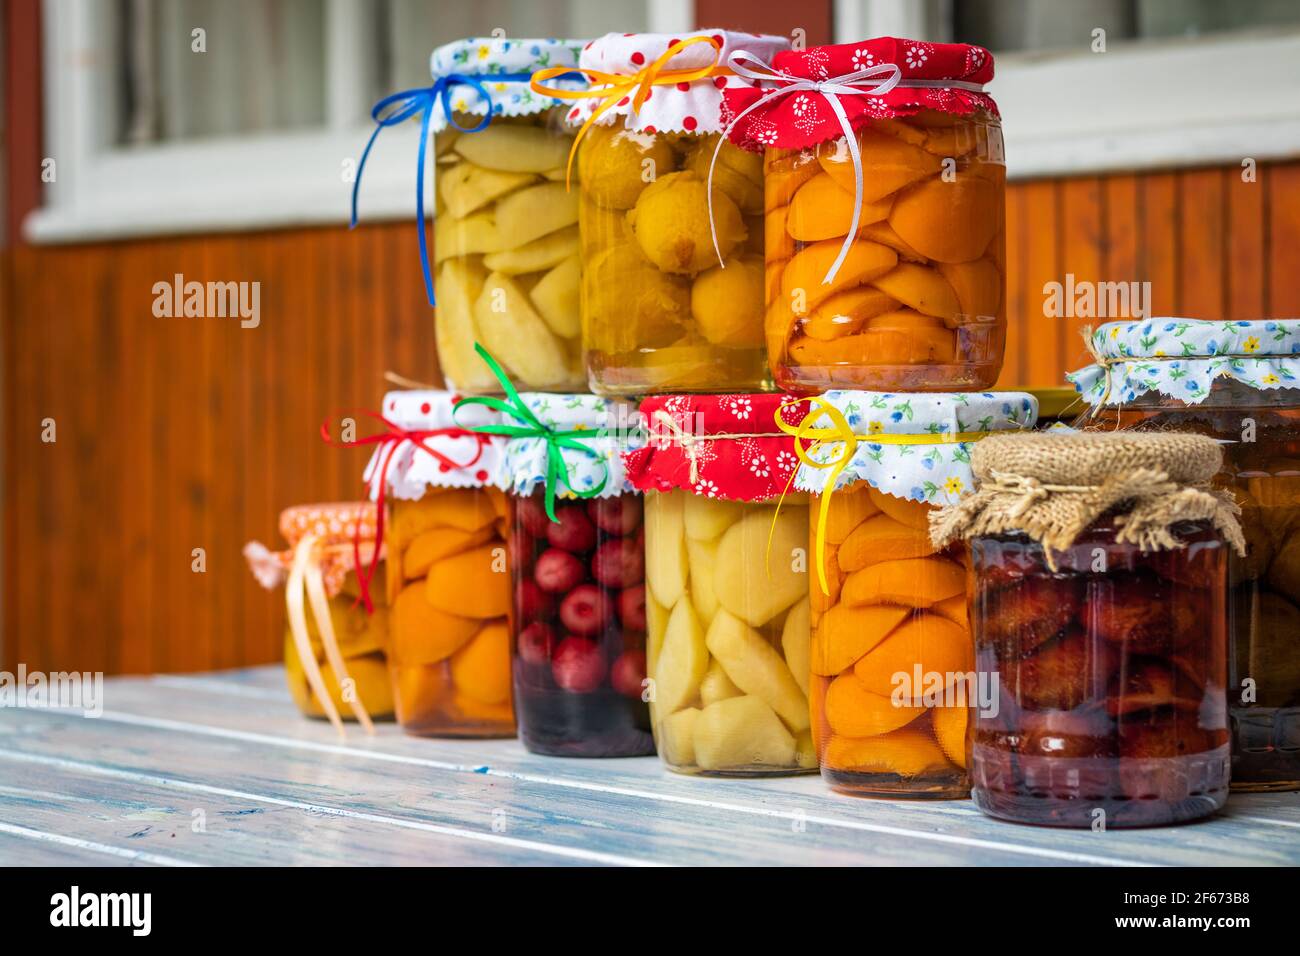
[0,666,1296,867]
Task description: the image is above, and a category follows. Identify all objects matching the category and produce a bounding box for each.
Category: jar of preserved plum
[722,38,1005,394]
[362,390,514,738]
[1070,318,1300,791]
[932,431,1246,827]
[476,390,653,756]
[532,30,788,395]
[357,37,590,392]
[790,390,1037,797]
[245,502,393,734]
[625,394,818,775]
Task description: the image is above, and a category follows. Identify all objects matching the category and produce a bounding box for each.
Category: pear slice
[684,495,745,541]
[435,258,500,392]
[686,536,720,624]
[781,597,811,696]
[493,182,580,248]
[658,707,700,766]
[693,695,796,771]
[483,225,579,276]
[713,506,808,627]
[653,597,708,714]
[705,609,809,733]
[452,124,572,173]
[472,271,571,387]
[528,254,580,339]
[438,162,536,219]
[434,210,507,263]
[699,659,742,707]
[646,491,688,608]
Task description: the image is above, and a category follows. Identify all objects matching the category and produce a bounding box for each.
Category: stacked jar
[535,30,789,395]
[425,37,590,392]
[477,391,655,757]
[625,394,816,775]
[1069,318,1300,791]
[366,390,514,737]
[721,38,1005,394]
[790,391,1037,796]
[933,431,1243,827]
[244,502,394,732]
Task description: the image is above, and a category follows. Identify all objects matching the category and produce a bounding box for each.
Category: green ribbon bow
[453,343,609,523]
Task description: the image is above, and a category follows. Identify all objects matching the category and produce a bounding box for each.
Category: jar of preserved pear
[792,390,1038,797]
[1071,318,1300,791]
[722,38,1005,394]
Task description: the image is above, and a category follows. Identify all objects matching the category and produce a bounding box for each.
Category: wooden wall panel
[3,160,1298,676]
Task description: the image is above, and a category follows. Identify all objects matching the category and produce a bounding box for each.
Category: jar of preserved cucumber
[1070,318,1300,791]
[933,431,1244,827]
[722,38,1005,393]
[534,30,789,395]
[791,390,1038,797]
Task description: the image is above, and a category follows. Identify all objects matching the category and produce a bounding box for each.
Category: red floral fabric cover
[721,37,997,151]
[623,394,810,502]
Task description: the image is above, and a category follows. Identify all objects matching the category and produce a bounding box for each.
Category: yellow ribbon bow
[530,35,732,188]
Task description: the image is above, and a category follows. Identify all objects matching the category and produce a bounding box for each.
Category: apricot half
[787,173,892,242]
[781,239,897,312]
[825,726,952,776]
[841,556,966,608]
[392,584,480,665]
[871,263,960,320]
[838,513,938,571]
[424,545,509,618]
[937,257,1002,321]
[802,288,899,341]
[819,131,941,205]
[853,613,973,698]
[811,602,911,676]
[825,672,925,737]
[450,621,512,705]
[888,175,999,264]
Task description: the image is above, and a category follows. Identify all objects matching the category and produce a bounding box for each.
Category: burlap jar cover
[930,431,1245,564]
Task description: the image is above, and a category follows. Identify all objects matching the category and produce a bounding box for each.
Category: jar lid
[1068,318,1300,406]
[792,390,1038,503]
[366,390,506,500]
[624,394,811,501]
[243,502,380,598]
[562,30,789,135]
[498,393,644,499]
[722,38,998,152]
[428,37,588,133]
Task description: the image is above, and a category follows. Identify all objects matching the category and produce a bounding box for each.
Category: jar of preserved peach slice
[625,394,817,775]
[1070,318,1300,792]
[536,30,788,395]
[245,502,394,731]
[722,39,1005,393]
[363,390,514,737]
[791,390,1037,797]
[933,432,1244,827]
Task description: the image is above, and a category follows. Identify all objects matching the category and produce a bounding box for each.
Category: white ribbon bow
[708,50,984,286]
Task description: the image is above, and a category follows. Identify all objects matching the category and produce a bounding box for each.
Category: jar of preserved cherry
[1070,318,1300,792]
[932,430,1245,827]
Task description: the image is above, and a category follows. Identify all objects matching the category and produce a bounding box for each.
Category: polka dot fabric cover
[244,502,380,598]
[563,29,788,135]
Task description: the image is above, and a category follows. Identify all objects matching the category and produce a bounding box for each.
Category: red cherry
[515,578,551,620]
[517,622,556,666]
[558,583,612,636]
[610,650,647,698]
[617,584,648,631]
[591,537,645,588]
[534,548,585,593]
[546,504,597,552]
[515,495,553,537]
[587,497,642,535]
[552,637,606,693]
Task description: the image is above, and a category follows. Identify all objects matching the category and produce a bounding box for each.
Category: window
[30,0,689,241]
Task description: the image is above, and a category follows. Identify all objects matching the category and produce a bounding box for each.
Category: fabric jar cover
[244,502,381,598]
[624,394,811,502]
[793,390,1038,504]
[428,36,589,133]
[365,389,507,501]
[1067,318,1300,406]
[720,37,997,151]
[561,29,789,135]
[500,393,644,499]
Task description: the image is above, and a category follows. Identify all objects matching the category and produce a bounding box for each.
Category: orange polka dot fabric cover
[244,502,381,598]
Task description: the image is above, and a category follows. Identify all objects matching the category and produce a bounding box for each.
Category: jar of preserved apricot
[1070,318,1300,791]
[791,390,1038,797]
[933,431,1245,827]
[625,394,817,775]
[722,38,1005,393]
[364,389,514,737]
[533,30,788,395]
[245,503,393,733]
[472,390,654,756]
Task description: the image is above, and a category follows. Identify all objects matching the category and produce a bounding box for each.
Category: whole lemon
[578,124,677,210]
[628,171,747,275]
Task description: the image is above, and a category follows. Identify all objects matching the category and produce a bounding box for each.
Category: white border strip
[0,820,201,867]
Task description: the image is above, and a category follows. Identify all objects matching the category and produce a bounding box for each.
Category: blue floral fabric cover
[428,37,587,132]
[499,393,643,500]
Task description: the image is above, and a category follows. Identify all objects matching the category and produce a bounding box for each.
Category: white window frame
[27,0,693,243]
[835,0,1300,180]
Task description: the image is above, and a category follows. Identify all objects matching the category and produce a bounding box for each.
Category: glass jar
[968,521,1231,827]
[1070,319,1300,791]
[508,488,653,756]
[809,486,973,796]
[564,30,789,395]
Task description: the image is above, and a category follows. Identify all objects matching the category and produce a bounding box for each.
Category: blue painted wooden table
[0,666,1297,866]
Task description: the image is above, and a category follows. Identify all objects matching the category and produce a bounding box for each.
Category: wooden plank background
[2,161,1297,676]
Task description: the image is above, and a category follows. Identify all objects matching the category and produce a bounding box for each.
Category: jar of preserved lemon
[722,39,1005,393]
[535,30,788,395]
[364,389,514,737]
[245,503,393,733]
[792,390,1037,797]
[1070,318,1300,792]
